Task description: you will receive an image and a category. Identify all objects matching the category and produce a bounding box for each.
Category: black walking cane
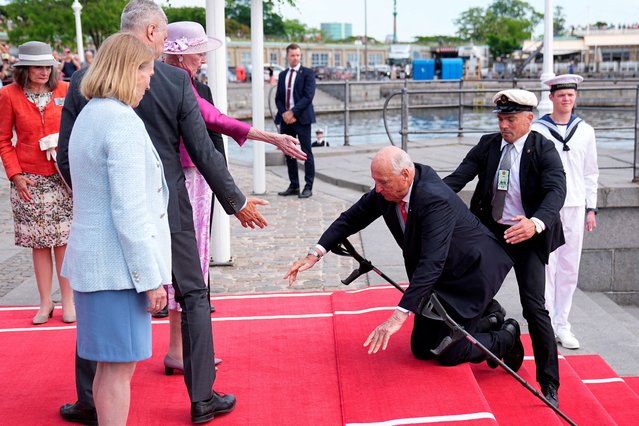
[333,238,578,426]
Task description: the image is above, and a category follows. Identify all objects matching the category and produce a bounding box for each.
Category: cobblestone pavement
[209,162,369,295]
[0,161,370,306]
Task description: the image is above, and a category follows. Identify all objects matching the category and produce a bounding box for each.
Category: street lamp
[71,0,84,63]
[354,39,362,81]
[71,0,85,63]
[538,0,554,115]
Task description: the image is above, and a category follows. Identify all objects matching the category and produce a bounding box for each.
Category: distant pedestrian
[312,128,329,147]
[61,47,80,79]
[81,50,93,69]
[276,43,317,199]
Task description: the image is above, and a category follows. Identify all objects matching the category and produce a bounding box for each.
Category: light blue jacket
[62,97,171,293]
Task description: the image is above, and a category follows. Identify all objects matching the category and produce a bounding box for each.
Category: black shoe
[298,188,312,198]
[60,402,98,425]
[502,318,524,372]
[278,186,300,196]
[191,391,236,424]
[152,305,168,318]
[486,318,524,371]
[478,299,507,332]
[541,383,559,408]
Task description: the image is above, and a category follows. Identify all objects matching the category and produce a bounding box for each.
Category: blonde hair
[81,32,155,105]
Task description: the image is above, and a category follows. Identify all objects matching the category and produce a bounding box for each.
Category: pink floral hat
[163,21,223,55]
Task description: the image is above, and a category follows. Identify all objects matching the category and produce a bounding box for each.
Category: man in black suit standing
[443,89,566,408]
[285,146,522,370]
[57,1,266,424]
[276,43,317,199]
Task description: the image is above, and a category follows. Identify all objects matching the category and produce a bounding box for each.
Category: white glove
[39,133,59,162]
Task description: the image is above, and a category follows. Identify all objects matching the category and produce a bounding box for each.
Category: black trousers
[410,298,514,366]
[489,223,560,388]
[73,230,216,407]
[280,121,314,190]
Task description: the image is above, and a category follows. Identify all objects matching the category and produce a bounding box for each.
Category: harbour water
[229,107,636,163]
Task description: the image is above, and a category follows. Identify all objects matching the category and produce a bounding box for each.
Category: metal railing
[379,84,639,182]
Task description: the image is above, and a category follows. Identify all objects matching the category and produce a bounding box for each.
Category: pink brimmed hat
[163,21,223,55]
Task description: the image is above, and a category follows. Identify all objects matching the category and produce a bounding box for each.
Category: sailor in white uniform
[532,74,599,349]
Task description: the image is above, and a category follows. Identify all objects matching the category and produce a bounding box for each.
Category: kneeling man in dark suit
[285,146,522,369]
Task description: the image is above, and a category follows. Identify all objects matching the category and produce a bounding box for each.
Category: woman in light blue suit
[61,33,170,426]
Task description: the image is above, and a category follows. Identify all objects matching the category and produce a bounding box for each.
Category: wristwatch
[307,247,322,259]
[586,207,598,215]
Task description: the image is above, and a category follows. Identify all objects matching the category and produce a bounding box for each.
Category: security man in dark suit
[56,1,267,424]
[285,146,523,370]
[275,43,317,199]
[443,89,566,408]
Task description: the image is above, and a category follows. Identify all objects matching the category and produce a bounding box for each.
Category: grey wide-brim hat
[14,41,59,67]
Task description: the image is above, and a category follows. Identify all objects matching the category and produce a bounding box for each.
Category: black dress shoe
[478,299,507,332]
[486,318,524,370]
[278,186,300,196]
[502,318,524,372]
[152,305,168,318]
[542,383,559,408]
[60,402,98,425]
[298,188,312,198]
[191,391,236,424]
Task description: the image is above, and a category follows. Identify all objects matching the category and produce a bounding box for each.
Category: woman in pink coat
[161,21,306,374]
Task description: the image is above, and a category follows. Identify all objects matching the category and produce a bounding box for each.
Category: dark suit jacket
[58,61,244,233]
[443,131,566,263]
[317,164,513,318]
[274,66,316,126]
[193,79,226,164]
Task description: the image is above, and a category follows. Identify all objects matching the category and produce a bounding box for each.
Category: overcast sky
[160,0,638,42]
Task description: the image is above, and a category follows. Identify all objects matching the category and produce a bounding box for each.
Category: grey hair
[388,147,414,175]
[120,0,167,33]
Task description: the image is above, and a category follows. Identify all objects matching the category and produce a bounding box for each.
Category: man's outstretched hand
[235,198,269,229]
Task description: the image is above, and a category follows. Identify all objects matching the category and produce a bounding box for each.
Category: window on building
[270,52,278,64]
[347,52,360,68]
[368,53,382,66]
[241,52,251,67]
[601,48,630,61]
[334,53,341,67]
[311,53,329,67]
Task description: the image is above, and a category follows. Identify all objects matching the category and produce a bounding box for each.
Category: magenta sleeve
[192,86,250,146]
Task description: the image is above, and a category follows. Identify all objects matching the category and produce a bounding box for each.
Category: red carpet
[0,286,638,425]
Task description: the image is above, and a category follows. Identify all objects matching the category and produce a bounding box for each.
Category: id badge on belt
[497,169,510,191]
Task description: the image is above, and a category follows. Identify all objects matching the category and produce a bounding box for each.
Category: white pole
[538,0,554,116]
[207,0,232,264]
[71,0,85,63]
[251,0,266,194]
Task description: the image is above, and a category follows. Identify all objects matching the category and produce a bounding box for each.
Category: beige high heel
[32,305,54,325]
[62,313,76,323]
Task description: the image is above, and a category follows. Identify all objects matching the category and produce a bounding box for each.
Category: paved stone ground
[208,161,370,294]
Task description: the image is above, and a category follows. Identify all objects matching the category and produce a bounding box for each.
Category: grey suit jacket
[58,61,245,233]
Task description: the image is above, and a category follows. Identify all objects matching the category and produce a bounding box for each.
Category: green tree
[225,0,285,37]
[553,5,567,36]
[454,7,485,42]
[4,0,125,49]
[282,19,309,41]
[454,0,541,58]
[163,7,206,28]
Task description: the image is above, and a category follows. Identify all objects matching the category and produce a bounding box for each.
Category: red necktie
[285,68,295,110]
[399,201,408,223]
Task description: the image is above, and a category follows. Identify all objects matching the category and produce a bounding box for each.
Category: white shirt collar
[500,131,529,153]
[290,64,301,72]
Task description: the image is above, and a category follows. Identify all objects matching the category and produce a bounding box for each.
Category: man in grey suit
[57,1,264,423]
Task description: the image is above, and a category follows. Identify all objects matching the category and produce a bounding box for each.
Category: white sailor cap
[543,74,584,92]
[492,89,538,113]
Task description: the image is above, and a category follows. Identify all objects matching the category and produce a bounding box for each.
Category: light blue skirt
[75,289,152,362]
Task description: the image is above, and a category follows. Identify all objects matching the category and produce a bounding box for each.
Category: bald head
[371,146,415,203]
